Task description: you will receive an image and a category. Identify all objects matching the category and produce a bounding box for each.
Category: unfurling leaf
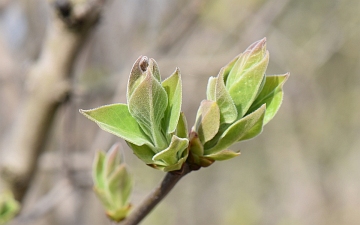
[82,38,288,171]
[194,100,220,144]
[128,69,168,149]
[207,68,238,124]
[81,56,189,172]
[152,136,188,166]
[176,112,188,139]
[92,144,132,222]
[162,68,182,134]
[204,104,266,155]
[247,73,289,124]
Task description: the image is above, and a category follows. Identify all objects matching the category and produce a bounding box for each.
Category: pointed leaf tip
[80,104,152,146]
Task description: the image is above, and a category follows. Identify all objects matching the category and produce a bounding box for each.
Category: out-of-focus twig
[8,178,74,225]
[121,163,192,225]
[0,0,108,201]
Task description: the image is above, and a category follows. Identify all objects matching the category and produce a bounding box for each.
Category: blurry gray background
[1,0,360,224]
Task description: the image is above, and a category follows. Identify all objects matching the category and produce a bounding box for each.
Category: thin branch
[121,164,192,225]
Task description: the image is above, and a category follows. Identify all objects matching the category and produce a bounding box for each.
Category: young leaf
[228,52,268,117]
[107,165,127,207]
[214,68,238,124]
[161,155,188,172]
[204,149,240,161]
[93,151,106,189]
[80,104,151,146]
[247,73,289,124]
[104,144,122,178]
[204,104,266,155]
[149,58,161,82]
[162,68,182,133]
[128,70,168,148]
[238,113,264,141]
[226,38,267,88]
[223,54,241,82]
[127,56,148,99]
[152,135,189,165]
[176,112,188,139]
[189,131,204,157]
[194,100,220,144]
[241,38,267,71]
[206,76,216,101]
[126,142,156,164]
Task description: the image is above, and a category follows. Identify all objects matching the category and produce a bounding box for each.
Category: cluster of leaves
[81,38,288,172]
[92,144,132,222]
[81,56,188,172]
[81,38,288,222]
[0,191,20,225]
[188,38,289,167]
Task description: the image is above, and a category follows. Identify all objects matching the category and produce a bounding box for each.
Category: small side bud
[93,143,132,222]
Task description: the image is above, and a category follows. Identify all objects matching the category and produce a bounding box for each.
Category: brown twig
[121,163,192,225]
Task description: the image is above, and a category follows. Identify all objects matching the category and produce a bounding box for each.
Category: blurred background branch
[0,0,107,201]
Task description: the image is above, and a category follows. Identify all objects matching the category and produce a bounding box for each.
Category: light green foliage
[0,191,20,225]
[162,68,182,134]
[80,104,151,146]
[81,56,188,172]
[188,38,289,167]
[92,144,132,222]
[80,38,288,170]
[194,100,220,144]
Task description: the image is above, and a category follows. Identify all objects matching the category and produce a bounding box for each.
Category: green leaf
[213,68,238,124]
[161,155,188,172]
[152,135,189,166]
[226,38,267,88]
[93,187,112,209]
[149,58,161,82]
[248,73,289,124]
[127,56,148,99]
[206,76,216,101]
[104,144,122,178]
[162,68,182,133]
[241,38,267,71]
[107,165,126,208]
[126,142,155,164]
[119,168,132,206]
[228,52,268,117]
[223,54,241,82]
[176,112,188,139]
[205,104,266,155]
[204,149,240,161]
[238,112,264,141]
[107,165,132,207]
[80,104,151,146]
[92,148,132,222]
[93,151,106,189]
[128,70,168,148]
[194,100,220,144]
[189,131,204,157]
